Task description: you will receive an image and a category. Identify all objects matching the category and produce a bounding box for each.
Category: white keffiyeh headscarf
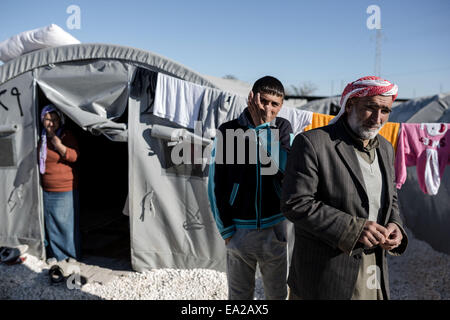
[330,76,398,124]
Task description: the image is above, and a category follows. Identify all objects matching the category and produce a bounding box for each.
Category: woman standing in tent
[39,105,81,262]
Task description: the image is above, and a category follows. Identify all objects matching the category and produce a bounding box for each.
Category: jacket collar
[237,108,278,129]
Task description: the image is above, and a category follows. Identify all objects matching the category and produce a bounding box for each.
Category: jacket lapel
[332,119,368,200]
[335,140,368,199]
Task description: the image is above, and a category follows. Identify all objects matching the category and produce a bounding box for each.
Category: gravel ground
[1,228,448,300]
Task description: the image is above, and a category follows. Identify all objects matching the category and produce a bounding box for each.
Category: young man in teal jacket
[208,76,293,299]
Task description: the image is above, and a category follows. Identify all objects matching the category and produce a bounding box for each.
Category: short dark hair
[252,76,285,98]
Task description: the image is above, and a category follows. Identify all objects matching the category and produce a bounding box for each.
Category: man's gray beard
[347,111,383,140]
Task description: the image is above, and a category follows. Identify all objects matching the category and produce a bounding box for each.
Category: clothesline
[302,113,449,196]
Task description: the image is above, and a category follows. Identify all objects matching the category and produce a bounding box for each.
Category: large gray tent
[0,43,259,272]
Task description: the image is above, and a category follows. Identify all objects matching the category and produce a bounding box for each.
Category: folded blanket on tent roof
[0,24,80,63]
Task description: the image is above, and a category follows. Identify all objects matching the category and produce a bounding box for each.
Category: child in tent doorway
[39,104,81,262]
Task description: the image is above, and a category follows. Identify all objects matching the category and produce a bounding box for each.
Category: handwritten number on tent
[0,89,8,111]
[0,87,24,116]
[11,88,23,117]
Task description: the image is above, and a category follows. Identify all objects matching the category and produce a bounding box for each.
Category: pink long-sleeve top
[395,123,450,195]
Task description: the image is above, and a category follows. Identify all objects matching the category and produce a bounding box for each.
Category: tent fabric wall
[128,68,227,271]
[0,71,44,258]
[397,167,450,254]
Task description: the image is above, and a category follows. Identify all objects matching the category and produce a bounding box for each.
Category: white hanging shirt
[153,73,206,129]
[277,107,313,135]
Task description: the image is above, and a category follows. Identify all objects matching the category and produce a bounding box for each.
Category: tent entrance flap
[35,60,130,142]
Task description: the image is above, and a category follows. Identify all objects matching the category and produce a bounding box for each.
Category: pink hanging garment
[395,123,450,195]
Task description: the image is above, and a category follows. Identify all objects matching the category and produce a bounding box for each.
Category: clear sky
[1,0,449,99]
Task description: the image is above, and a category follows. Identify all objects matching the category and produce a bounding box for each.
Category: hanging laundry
[303,113,334,132]
[395,123,450,195]
[379,122,401,153]
[277,107,313,135]
[197,87,224,134]
[153,73,206,129]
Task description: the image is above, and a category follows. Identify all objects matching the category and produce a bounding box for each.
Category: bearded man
[281,76,408,300]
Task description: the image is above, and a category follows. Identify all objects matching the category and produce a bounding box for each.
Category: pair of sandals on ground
[47,257,88,287]
[0,244,86,286]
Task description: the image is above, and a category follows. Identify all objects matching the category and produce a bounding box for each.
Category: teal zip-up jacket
[208,108,293,239]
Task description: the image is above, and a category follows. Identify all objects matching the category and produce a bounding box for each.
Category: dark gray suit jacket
[281,118,408,300]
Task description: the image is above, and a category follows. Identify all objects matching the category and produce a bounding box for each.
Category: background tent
[297,96,341,115]
[390,93,450,123]
[389,93,450,255]
[203,74,308,109]
[297,95,406,116]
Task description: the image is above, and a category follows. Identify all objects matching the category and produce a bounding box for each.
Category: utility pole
[367,4,382,77]
[374,29,382,77]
